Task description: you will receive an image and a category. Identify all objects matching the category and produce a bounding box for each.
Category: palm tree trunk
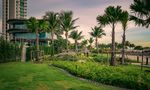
[51,30,54,56]
[121,29,126,64]
[75,40,78,53]
[96,37,98,53]
[36,31,39,50]
[110,23,116,66]
[90,44,92,52]
[65,32,68,52]
[36,30,39,61]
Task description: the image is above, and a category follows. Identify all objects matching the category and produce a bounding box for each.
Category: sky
[0,0,150,47]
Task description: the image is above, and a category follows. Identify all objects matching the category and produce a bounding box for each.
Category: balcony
[7,19,29,34]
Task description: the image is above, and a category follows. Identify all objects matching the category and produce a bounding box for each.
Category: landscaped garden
[52,60,150,90]
[0,0,150,90]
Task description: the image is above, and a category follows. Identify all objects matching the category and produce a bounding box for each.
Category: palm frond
[130,15,145,27]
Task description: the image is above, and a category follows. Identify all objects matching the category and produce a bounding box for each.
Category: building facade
[7,19,51,46]
[2,0,27,39]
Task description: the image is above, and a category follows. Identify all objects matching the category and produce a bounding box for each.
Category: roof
[7,19,28,24]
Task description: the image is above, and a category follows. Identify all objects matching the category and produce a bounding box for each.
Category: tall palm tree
[120,11,129,64]
[130,0,150,28]
[97,6,123,66]
[59,11,78,52]
[69,30,83,52]
[88,37,94,52]
[26,17,48,61]
[43,11,59,56]
[90,26,106,53]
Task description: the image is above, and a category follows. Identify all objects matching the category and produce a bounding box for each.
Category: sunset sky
[0,0,150,46]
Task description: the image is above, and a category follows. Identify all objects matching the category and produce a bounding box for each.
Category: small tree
[59,11,78,52]
[88,37,94,52]
[43,11,59,56]
[90,26,106,53]
[81,39,88,49]
[69,30,83,52]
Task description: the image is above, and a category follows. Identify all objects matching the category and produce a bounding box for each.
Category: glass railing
[10,25,27,29]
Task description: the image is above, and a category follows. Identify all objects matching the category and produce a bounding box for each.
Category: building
[2,0,51,46]
[2,0,27,39]
[7,19,51,46]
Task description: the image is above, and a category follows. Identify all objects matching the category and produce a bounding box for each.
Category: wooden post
[137,56,139,63]
[30,51,33,62]
[141,50,144,70]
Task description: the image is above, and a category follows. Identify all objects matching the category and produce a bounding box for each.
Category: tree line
[26,0,149,66]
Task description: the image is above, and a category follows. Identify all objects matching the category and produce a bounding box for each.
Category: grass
[0,62,123,90]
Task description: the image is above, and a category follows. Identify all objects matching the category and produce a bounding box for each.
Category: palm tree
[130,0,150,28]
[90,26,106,53]
[120,11,129,64]
[69,30,83,52]
[26,17,48,61]
[81,39,88,49]
[59,11,78,52]
[88,37,94,52]
[27,17,39,50]
[97,6,123,66]
[43,11,59,56]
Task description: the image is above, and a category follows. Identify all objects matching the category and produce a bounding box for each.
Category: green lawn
[0,62,123,90]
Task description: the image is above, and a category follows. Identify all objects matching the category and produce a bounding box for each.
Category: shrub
[0,37,21,63]
[92,54,109,63]
[52,61,150,90]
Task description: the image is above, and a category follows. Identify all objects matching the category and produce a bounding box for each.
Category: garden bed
[52,61,150,90]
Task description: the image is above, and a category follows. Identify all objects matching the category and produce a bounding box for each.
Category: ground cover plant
[52,61,150,90]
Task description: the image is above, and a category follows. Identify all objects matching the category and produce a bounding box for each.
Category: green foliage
[53,38,68,53]
[59,11,78,32]
[134,46,143,50]
[92,54,109,63]
[130,0,150,28]
[0,62,117,90]
[0,38,21,63]
[53,61,150,90]
[90,26,106,38]
[26,38,67,60]
[69,30,83,41]
[59,11,78,51]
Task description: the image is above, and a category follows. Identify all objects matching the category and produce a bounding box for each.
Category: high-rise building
[2,0,27,39]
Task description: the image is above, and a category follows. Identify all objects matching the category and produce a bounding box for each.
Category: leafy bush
[91,54,109,63]
[52,61,150,90]
[0,37,21,63]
